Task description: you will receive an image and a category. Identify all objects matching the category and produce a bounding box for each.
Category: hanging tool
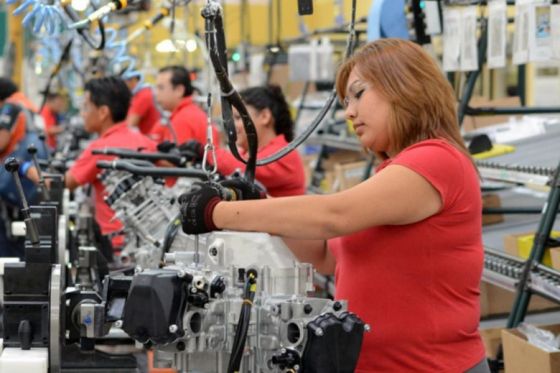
[4,157,41,248]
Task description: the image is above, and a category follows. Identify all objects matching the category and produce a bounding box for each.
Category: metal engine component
[110,232,366,372]
[100,170,194,268]
[96,170,365,372]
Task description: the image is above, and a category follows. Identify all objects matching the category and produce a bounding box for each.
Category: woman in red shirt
[216,85,305,197]
[180,39,488,373]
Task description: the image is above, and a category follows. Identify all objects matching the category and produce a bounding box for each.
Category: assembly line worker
[151,65,219,145]
[40,92,66,149]
[0,77,39,114]
[0,103,49,257]
[184,85,305,197]
[25,77,156,254]
[179,39,489,373]
[124,72,161,135]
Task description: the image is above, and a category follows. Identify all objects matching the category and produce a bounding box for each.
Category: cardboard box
[463,96,522,132]
[482,194,504,226]
[304,150,366,193]
[550,248,560,271]
[502,324,560,373]
[480,327,503,358]
[334,161,368,191]
[503,231,560,268]
[480,282,558,318]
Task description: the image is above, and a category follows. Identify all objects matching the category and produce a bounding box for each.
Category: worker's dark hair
[159,65,193,97]
[0,77,19,101]
[84,76,131,123]
[46,92,62,100]
[240,85,294,142]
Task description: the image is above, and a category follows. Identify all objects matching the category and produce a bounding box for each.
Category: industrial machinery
[0,157,367,373]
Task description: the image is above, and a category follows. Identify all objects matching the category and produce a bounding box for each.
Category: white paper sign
[513,2,532,65]
[487,0,507,68]
[552,5,560,59]
[461,6,479,71]
[529,4,553,61]
[443,8,462,72]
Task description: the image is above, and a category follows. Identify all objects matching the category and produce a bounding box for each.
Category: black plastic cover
[121,269,189,344]
[301,312,365,373]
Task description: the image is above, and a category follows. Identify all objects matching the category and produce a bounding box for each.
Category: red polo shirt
[329,139,485,372]
[158,96,219,145]
[40,106,57,148]
[128,87,160,135]
[214,135,305,197]
[68,123,156,244]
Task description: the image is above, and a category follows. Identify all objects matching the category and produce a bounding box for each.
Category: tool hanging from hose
[39,39,73,111]
[68,0,128,29]
[202,0,259,183]
[201,0,358,183]
[126,5,171,43]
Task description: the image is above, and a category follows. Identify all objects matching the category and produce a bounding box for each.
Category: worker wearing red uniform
[214,85,305,197]
[40,92,66,149]
[26,77,156,253]
[0,78,38,114]
[152,65,219,145]
[124,74,160,135]
[180,39,489,373]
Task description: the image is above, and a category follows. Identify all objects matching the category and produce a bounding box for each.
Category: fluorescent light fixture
[185,39,197,53]
[155,39,179,53]
[71,0,90,12]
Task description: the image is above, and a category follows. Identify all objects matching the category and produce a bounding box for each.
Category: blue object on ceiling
[367,0,409,42]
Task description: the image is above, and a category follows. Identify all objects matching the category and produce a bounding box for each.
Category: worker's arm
[45,125,64,135]
[282,238,336,275]
[211,164,442,239]
[25,166,80,191]
[64,171,80,191]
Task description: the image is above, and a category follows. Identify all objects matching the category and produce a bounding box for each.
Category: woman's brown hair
[336,38,471,161]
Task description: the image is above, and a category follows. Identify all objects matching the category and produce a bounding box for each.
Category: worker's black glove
[178,140,204,163]
[179,182,223,235]
[157,140,176,153]
[220,177,266,200]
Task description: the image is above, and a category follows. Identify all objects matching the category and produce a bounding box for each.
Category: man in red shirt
[124,73,161,135]
[40,92,66,149]
[26,77,156,253]
[152,65,219,145]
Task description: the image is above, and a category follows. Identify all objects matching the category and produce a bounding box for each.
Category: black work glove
[178,140,204,163]
[179,182,224,235]
[157,140,176,153]
[220,177,267,200]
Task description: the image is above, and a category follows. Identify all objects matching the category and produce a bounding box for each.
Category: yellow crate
[504,231,560,267]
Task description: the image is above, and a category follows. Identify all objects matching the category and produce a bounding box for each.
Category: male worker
[25,76,156,256]
[124,72,160,135]
[40,92,66,149]
[152,65,219,145]
[0,102,48,257]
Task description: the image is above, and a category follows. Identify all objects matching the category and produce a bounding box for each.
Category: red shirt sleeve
[68,143,101,185]
[389,139,468,211]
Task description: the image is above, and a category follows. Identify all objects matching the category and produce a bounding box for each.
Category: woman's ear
[258,108,273,127]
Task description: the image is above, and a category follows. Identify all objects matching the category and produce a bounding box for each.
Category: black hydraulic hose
[160,213,181,264]
[91,148,184,166]
[202,4,258,182]
[227,273,256,373]
[95,160,207,178]
[202,0,357,171]
[62,4,106,50]
[40,40,73,112]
